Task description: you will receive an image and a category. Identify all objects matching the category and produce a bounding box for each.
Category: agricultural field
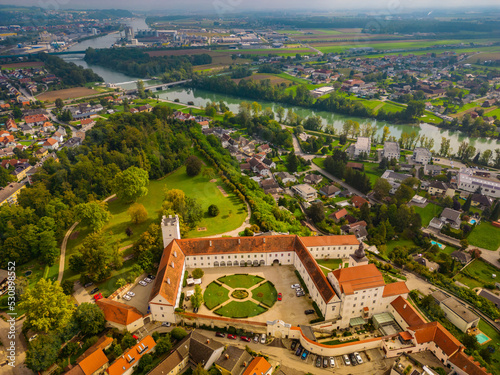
[234,73,293,86]
[37,87,98,101]
[0,61,44,69]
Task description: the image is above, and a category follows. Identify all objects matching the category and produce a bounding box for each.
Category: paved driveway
[116,277,154,314]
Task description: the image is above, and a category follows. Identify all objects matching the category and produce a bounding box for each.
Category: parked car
[301,350,309,360]
[240,336,251,342]
[291,284,300,289]
[330,357,335,368]
[193,307,199,313]
[349,353,358,366]
[323,357,329,368]
[147,274,156,279]
[29,334,38,342]
[227,334,237,340]
[260,333,266,344]
[138,280,147,286]
[84,282,93,288]
[94,293,103,301]
[162,322,171,327]
[126,291,135,297]
[122,295,131,301]
[144,277,152,283]
[295,346,303,356]
[215,332,225,338]
[354,352,363,364]
[253,334,259,343]
[90,287,99,294]
[277,293,282,301]
[304,309,315,315]
[343,354,351,366]
[296,291,305,297]
[291,341,297,351]
[315,356,322,367]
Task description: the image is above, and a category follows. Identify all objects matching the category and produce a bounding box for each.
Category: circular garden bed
[231,289,249,299]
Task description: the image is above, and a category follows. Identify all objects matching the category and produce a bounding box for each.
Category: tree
[276,106,285,122]
[55,98,64,110]
[185,155,203,177]
[191,284,204,309]
[155,335,173,355]
[137,79,146,98]
[462,194,472,212]
[0,166,15,188]
[286,152,298,173]
[113,166,149,203]
[202,167,215,180]
[121,332,137,349]
[490,201,500,221]
[308,202,325,223]
[192,268,204,279]
[61,280,74,295]
[25,334,61,372]
[208,204,219,217]
[439,137,451,157]
[462,333,479,352]
[19,278,74,333]
[373,178,391,200]
[38,230,58,265]
[74,303,106,335]
[381,126,390,144]
[74,201,111,232]
[193,363,210,375]
[70,231,120,282]
[138,353,153,371]
[128,203,148,224]
[171,327,188,340]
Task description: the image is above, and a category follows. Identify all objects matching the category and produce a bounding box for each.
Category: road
[58,221,79,283]
[0,317,31,375]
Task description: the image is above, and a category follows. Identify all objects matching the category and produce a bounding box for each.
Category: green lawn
[413,203,442,227]
[251,281,277,307]
[385,238,417,255]
[316,258,343,276]
[360,162,383,185]
[312,157,325,169]
[218,274,264,289]
[478,320,500,375]
[468,222,500,251]
[203,282,230,310]
[214,300,267,318]
[320,338,360,346]
[457,259,500,289]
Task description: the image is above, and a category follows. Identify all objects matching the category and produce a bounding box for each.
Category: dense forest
[0,106,193,268]
[84,48,211,81]
[37,54,103,86]
[192,75,424,123]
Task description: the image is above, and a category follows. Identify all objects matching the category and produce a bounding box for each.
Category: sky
[5,0,500,12]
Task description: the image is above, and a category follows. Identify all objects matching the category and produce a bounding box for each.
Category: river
[61,19,500,155]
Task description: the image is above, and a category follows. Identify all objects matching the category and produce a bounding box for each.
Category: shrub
[171,327,188,340]
[186,155,203,177]
[192,268,204,279]
[208,204,220,217]
[312,301,324,318]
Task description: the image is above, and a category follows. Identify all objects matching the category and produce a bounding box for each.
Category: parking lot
[189,265,317,324]
[113,274,155,314]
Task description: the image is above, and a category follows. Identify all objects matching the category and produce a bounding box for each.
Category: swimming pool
[431,240,445,249]
[476,332,490,345]
[470,219,477,225]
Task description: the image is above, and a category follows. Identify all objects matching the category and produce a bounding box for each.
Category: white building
[353,137,371,157]
[457,169,500,198]
[412,147,432,164]
[383,142,400,160]
[291,183,317,201]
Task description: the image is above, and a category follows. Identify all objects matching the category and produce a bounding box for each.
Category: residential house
[43,138,59,150]
[242,357,272,375]
[274,172,296,184]
[319,184,341,198]
[11,162,32,181]
[346,162,364,171]
[138,104,152,112]
[0,134,15,148]
[381,170,412,194]
[62,137,83,149]
[214,346,253,375]
[96,298,144,332]
[0,182,26,206]
[330,208,348,223]
[471,194,493,209]
[353,137,371,157]
[35,148,49,158]
[412,254,440,272]
[19,123,34,134]
[262,158,276,170]
[450,251,472,265]
[66,347,109,375]
[383,141,400,160]
[412,147,432,165]
[24,114,48,126]
[80,118,96,128]
[198,121,210,130]
[431,291,479,332]
[351,195,369,209]
[106,336,156,375]
[260,179,279,191]
[52,131,64,143]
[174,111,195,121]
[424,164,442,176]
[429,208,462,230]
[341,221,368,241]
[258,144,272,154]
[291,184,317,201]
[428,181,448,196]
[42,121,55,132]
[6,118,17,132]
[303,174,323,185]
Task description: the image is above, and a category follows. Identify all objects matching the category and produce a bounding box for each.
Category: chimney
[167,278,171,284]
[243,361,247,367]
[171,261,175,268]
[209,240,212,247]
[263,238,266,243]
[206,339,210,344]
[225,354,229,360]
[173,250,177,258]
[238,239,241,244]
[403,304,407,309]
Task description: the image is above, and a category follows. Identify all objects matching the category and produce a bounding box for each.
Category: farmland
[37,87,98,101]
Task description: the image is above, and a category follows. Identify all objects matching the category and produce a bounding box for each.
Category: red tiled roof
[44,138,58,146]
[331,264,385,295]
[408,321,462,357]
[351,196,369,208]
[382,281,409,297]
[24,114,47,123]
[79,349,108,375]
[390,296,426,327]
[449,351,491,375]
[330,208,348,220]
[300,235,359,247]
[242,356,272,375]
[96,298,143,326]
[107,335,156,375]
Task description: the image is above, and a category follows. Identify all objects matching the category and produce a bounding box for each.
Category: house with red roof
[96,298,145,332]
[351,195,370,209]
[43,137,59,150]
[106,335,156,375]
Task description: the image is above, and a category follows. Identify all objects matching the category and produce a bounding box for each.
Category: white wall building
[354,137,371,157]
[458,169,500,198]
[412,147,432,164]
[383,142,400,160]
[291,183,317,201]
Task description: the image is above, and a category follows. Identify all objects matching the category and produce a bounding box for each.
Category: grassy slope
[468,222,500,251]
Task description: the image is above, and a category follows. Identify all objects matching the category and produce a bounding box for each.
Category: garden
[202,274,277,318]
[467,222,500,251]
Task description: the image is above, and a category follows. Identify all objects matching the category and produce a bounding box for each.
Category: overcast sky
[6,0,500,12]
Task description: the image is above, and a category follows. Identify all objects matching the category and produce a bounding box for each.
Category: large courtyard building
[457,169,500,198]
[149,217,409,328]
